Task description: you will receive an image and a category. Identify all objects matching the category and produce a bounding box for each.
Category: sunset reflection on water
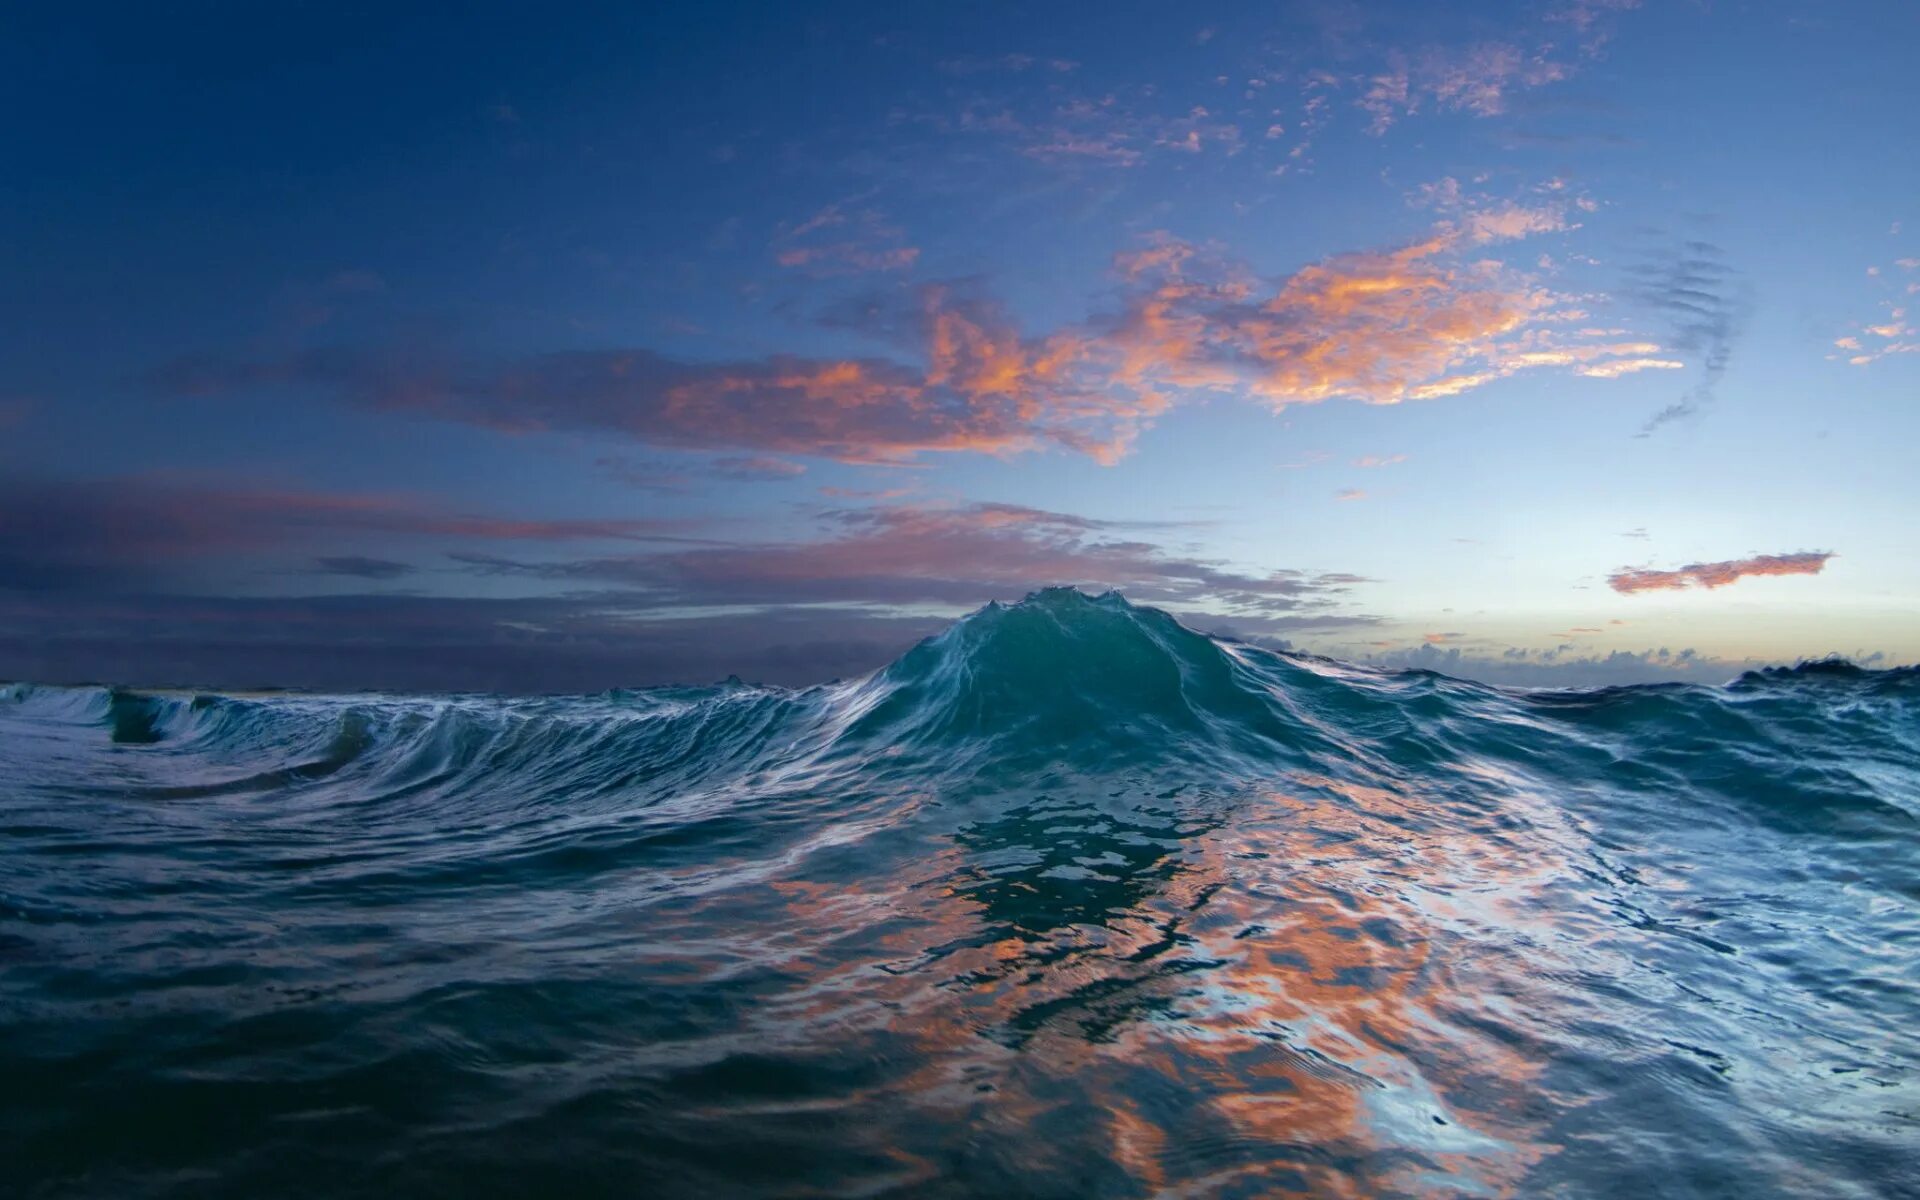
[736,766,1582,1197]
[6,653,1916,1197]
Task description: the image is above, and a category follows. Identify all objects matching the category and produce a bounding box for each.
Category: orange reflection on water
[740,770,1577,1195]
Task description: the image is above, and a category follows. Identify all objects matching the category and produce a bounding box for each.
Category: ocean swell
[1,589,1915,1198]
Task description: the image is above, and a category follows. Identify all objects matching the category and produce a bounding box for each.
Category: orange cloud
[1832,274,1920,365]
[160,229,1672,467]
[1608,552,1834,594]
[1104,231,1671,409]
[157,284,1159,466]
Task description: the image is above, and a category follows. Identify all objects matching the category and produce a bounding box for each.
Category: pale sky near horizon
[3,0,1916,691]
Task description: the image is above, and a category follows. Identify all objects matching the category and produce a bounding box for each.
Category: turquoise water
[2,589,1916,1197]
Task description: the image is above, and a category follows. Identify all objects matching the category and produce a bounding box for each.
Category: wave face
[3,588,1916,1198]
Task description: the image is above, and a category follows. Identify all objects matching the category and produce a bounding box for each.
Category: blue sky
[3,0,1916,690]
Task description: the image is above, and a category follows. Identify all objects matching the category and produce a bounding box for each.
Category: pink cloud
[1462,203,1572,244]
[1608,552,1835,594]
[1834,303,1918,366]
[457,501,1374,629]
[1360,43,1570,134]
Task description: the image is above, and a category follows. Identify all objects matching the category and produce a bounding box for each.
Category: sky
[3,0,1917,692]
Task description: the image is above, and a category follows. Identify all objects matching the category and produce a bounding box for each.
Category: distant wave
[3,589,1916,1197]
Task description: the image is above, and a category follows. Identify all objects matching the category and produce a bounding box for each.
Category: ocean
[2,588,1915,1198]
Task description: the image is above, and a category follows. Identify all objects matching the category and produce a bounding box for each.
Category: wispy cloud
[453,500,1368,624]
[709,456,807,481]
[1103,228,1671,409]
[0,490,1390,690]
[1608,552,1834,594]
[773,200,920,275]
[938,53,1077,76]
[1407,175,1586,245]
[1546,0,1644,53]
[1629,239,1746,436]
[1832,305,1918,366]
[1359,43,1571,134]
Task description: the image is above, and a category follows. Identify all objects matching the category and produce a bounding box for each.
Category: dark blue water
[3,589,1916,1198]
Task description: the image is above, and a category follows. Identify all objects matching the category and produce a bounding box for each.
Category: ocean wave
[2,589,1916,1197]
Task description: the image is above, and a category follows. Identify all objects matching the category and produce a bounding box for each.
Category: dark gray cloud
[1628,239,1747,436]
[0,590,947,692]
[0,475,703,594]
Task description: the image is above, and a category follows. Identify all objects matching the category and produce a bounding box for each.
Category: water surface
[3,590,1916,1197]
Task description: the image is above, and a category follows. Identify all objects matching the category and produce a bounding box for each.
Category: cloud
[155,285,1156,466]
[1627,239,1746,436]
[920,88,1244,171]
[596,454,806,489]
[1461,203,1573,244]
[1834,304,1918,366]
[0,497,1378,690]
[0,475,1371,628]
[938,53,1077,76]
[1546,0,1644,54]
[1357,641,1795,688]
[709,456,807,481]
[1406,175,1582,246]
[1352,454,1406,468]
[1333,488,1368,501]
[451,501,1369,624]
[1102,230,1670,409]
[157,228,1671,467]
[0,475,702,592]
[314,555,414,580]
[0,589,954,691]
[1607,552,1834,595]
[773,201,920,276]
[594,457,694,492]
[1359,43,1571,134]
